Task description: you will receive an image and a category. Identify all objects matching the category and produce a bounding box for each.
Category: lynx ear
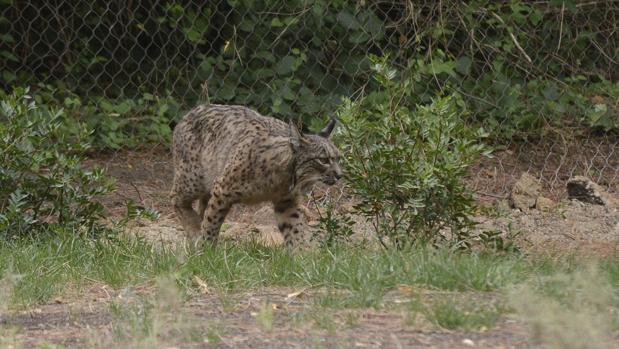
[289,120,303,151]
[318,117,336,138]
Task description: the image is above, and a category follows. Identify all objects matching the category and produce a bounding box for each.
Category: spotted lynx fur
[171,104,342,247]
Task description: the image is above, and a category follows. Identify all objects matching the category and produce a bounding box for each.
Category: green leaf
[271,18,284,27]
[254,68,275,79]
[454,56,472,75]
[542,85,560,101]
[184,28,202,43]
[1,33,14,43]
[1,50,19,62]
[336,11,360,30]
[349,31,370,44]
[217,84,235,101]
[115,101,133,114]
[2,70,16,83]
[238,19,254,32]
[275,56,297,75]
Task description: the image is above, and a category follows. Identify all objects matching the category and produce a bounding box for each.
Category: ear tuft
[318,117,336,138]
[289,120,302,151]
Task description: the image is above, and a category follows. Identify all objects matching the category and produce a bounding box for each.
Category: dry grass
[508,263,618,349]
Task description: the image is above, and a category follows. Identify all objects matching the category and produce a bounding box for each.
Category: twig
[129,181,144,203]
[590,39,618,64]
[556,1,565,53]
[491,12,532,64]
[200,80,210,105]
[475,191,508,199]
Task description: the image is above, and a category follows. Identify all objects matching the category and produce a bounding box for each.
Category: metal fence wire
[1,0,617,199]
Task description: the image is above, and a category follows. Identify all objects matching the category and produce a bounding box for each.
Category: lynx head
[289,118,342,192]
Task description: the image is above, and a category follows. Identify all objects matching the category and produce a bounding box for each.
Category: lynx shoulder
[171,104,342,247]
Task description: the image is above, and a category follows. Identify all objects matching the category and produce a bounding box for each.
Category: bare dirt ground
[3,147,618,348]
[4,285,527,349]
[92,147,619,254]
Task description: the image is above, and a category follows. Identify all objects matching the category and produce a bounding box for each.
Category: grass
[0,235,614,308]
[0,235,545,307]
[1,234,619,346]
[422,297,503,330]
[508,264,619,349]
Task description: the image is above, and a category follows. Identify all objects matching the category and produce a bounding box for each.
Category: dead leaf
[397,284,413,295]
[285,290,307,301]
[193,275,210,294]
[483,168,495,178]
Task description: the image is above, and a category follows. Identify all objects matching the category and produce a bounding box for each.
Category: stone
[510,173,542,210]
[535,196,555,211]
[462,338,475,347]
[494,199,512,213]
[567,176,617,207]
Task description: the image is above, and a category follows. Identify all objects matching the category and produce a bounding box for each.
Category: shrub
[0,87,114,238]
[19,84,182,150]
[312,199,355,248]
[336,56,489,249]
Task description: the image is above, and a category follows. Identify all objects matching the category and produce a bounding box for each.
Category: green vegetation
[417,297,503,331]
[0,235,618,339]
[0,234,614,309]
[1,1,617,151]
[337,56,488,248]
[0,88,114,238]
[0,236,528,307]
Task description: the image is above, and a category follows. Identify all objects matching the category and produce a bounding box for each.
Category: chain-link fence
[1,0,618,199]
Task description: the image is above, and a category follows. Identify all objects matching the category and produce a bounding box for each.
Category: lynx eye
[315,157,330,166]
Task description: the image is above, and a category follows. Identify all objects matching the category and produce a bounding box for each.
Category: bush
[0,88,114,238]
[337,56,489,249]
[16,84,182,150]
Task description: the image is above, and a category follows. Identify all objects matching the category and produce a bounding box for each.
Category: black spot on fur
[274,199,294,213]
[278,222,292,231]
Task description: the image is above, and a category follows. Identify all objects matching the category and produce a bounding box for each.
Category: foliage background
[1,0,618,192]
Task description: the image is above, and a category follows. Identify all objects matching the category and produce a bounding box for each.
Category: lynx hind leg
[273,198,304,248]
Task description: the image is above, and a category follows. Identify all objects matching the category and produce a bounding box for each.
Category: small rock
[494,199,511,212]
[535,196,555,211]
[510,173,542,210]
[341,202,356,213]
[567,176,617,207]
[462,338,475,347]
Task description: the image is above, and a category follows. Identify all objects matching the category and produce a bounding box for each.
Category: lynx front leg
[197,194,211,219]
[273,198,304,248]
[171,193,201,239]
[200,186,234,244]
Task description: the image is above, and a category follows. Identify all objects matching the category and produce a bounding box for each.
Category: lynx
[171,104,342,247]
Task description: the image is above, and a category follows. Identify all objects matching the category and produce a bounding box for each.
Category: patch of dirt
[469,137,619,203]
[91,148,619,255]
[476,199,619,255]
[1,286,528,349]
